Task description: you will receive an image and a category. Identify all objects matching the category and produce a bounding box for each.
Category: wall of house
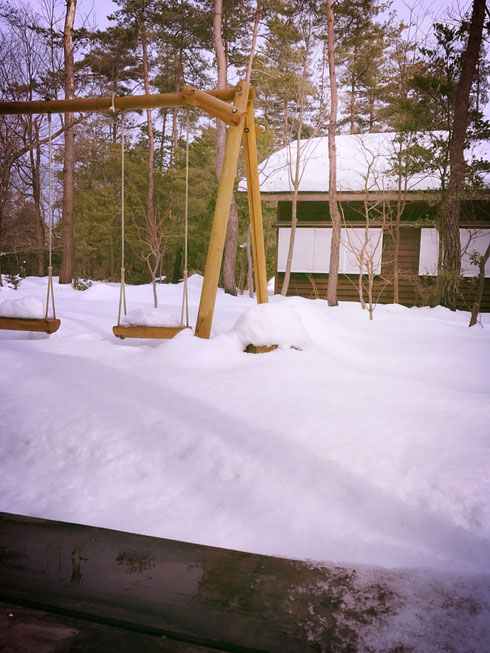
[274,200,490,312]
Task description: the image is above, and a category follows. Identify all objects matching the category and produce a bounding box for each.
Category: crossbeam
[0,88,237,116]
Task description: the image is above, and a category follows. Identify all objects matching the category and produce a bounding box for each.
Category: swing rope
[45,113,56,320]
[180,107,190,328]
[117,111,127,327]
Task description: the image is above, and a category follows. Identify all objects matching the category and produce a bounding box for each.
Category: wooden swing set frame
[0,80,268,339]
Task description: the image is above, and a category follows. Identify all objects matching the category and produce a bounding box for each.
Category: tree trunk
[171,48,184,163]
[109,232,115,280]
[281,24,310,298]
[222,197,239,295]
[469,242,490,326]
[159,109,167,171]
[142,27,158,308]
[30,120,45,276]
[441,0,485,310]
[213,0,237,295]
[281,181,299,296]
[393,143,405,304]
[349,69,355,134]
[60,0,77,284]
[246,224,254,298]
[326,0,341,307]
[171,246,182,284]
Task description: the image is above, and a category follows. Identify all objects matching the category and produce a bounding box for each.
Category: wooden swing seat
[112,325,191,340]
[244,344,278,354]
[0,317,60,334]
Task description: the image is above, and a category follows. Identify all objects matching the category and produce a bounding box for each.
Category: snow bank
[0,296,45,319]
[230,302,311,349]
[121,308,182,327]
[0,276,489,611]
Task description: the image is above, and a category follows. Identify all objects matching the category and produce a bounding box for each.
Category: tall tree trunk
[142,26,158,308]
[393,143,404,304]
[31,128,45,276]
[213,0,238,295]
[441,0,485,309]
[281,16,308,298]
[60,0,76,284]
[159,109,167,171]
[326,0,342,307]
[171,47,184,163]
[246,224,254,298]
[349,71,355,134]
[109,232,115,280]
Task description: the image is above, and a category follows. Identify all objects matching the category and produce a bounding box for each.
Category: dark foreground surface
[0,512,488,652]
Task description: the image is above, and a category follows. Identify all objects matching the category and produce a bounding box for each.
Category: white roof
[239,131,489,194]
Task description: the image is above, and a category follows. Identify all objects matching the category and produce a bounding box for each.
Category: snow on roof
[239,131,489,194]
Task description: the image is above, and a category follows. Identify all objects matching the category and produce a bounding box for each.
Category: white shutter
[277,228,314,272]
[278,227,384,274]
[419,228,490,277]
[312,228,332,272]
[339,228,383,274]
[461,229,490,277]
[418,228,439,276]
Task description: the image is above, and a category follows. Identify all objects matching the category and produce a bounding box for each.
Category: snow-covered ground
[0,275,489,648]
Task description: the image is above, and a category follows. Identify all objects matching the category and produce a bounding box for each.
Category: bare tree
[340,200,387,320]
[469,242,490,326]
[325,0,342,307]
[132,206,171,305]
[60,0,77,284]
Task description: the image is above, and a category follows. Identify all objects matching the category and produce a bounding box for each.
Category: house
[242,132,490,311]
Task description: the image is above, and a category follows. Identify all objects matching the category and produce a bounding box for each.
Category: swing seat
[112,325,190,339]
[0,317,61,334]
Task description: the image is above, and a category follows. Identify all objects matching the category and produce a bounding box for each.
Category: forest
[0,0,488,308]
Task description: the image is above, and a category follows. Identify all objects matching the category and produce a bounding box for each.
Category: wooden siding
[276,199,489,226]
[381,227,421,276]
[275,273,490,312]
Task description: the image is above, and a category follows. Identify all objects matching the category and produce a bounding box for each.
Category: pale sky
[30,0,471,33]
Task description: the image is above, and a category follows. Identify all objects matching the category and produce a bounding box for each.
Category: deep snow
[0,275,489,648]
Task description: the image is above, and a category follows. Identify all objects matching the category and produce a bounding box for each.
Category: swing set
[0,80,268,340]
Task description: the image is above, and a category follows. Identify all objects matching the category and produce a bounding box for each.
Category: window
[419,228,490,277]
[277,227,383,274]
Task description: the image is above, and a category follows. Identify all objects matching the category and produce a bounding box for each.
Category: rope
[180,107,190,328]
[45,113,56,320]
[117,111,127,326]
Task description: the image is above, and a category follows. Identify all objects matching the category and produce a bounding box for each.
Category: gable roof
[239,131,489,195]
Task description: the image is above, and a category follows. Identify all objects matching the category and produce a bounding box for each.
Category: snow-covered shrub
[72,277,93,291]
[6,274,22,290]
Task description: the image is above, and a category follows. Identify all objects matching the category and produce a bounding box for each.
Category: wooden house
[242,132,490,311]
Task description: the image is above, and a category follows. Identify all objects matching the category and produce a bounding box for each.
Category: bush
[72,276,93,291]
[6,274,22,290]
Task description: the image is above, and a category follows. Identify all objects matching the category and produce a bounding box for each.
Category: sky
[29,0,471,34]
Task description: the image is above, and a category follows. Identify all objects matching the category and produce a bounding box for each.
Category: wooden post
[243,102,268,304]
[195,80,250,339]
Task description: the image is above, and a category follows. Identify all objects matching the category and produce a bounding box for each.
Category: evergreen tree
[334,0,393,133]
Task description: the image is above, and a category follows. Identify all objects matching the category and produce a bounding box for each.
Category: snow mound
[121,308,182,327]
[187,274,204,289]
[231,302,311,349]
[0,296,45,319]
[80,282,119,301]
